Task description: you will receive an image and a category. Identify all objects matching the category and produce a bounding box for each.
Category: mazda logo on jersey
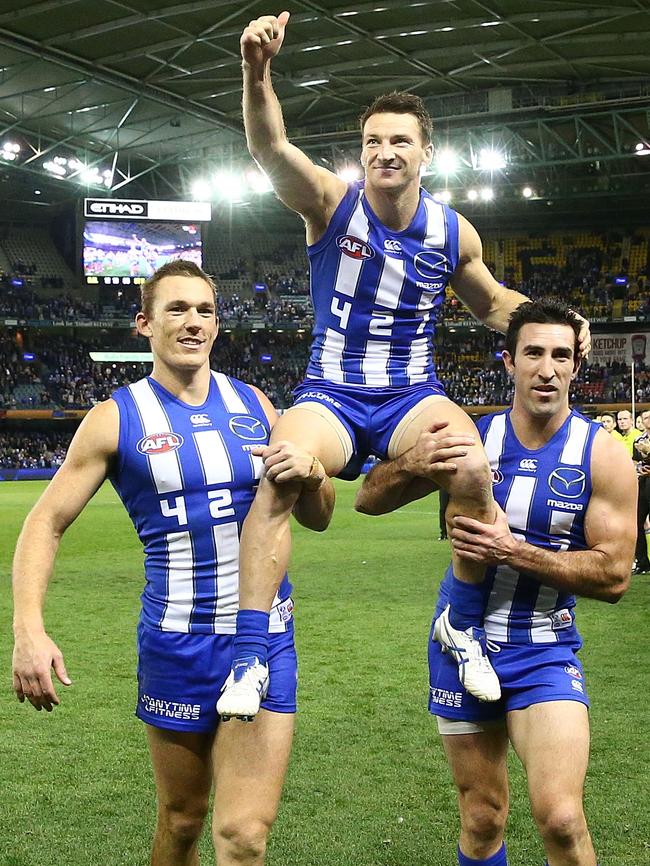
[337,235,374,260]
[229,415,268,441]
[548,467,586,499]
[413,249,451,279]
[137,432,184,454]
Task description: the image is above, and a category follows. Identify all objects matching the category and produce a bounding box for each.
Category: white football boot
[433,605,501,702]
[217,656,270,721]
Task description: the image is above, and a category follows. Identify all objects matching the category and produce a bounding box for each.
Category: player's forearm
[242,62,287,161]
[293,478,336,531]
[482,289,530,333]
[355,459,436,515]
[12,514,62,635]
[505,540,630,603]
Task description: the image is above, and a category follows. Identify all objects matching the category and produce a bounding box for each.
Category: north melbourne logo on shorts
[429,687,463,708]
[564,665,583,679]
[141,694,200,720]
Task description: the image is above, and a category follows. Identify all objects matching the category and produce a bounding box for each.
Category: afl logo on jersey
[137,432,184,454]
[337,235,374,260]
[491,468,504,485]
[229,415,268,442]
[414,249,451,279]
[548,467,586,499]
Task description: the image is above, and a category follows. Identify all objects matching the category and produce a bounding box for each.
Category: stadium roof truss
[0,0,648,208]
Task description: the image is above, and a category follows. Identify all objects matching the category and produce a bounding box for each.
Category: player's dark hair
[140,260,217,318]
[505,300,581,360]
[359,91,433,146]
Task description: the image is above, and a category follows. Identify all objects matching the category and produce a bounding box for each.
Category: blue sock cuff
[448,575,487,630]
[236,609,270,632]
[458,842,507,866]
[234,609,270,665]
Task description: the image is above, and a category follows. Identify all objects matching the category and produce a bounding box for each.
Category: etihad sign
[84,198,211,222]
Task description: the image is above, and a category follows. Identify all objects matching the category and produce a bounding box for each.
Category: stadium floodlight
[480,187,494,201]
[298,77,329,87]
[337,165,362,182]
[2,141,20,156]
[191,178,212,200]
[43,160,66,176]
[213,171,245,202]
[635,141,650,156]
[246,167,274,193]
[467,189,478,201]
[522,186,533,198]
[435,148,459,175]
[477,148,506,171]
[81,167,102,184]
[433,190,453,204]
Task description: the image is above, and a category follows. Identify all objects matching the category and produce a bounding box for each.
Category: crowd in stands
[0,430,69,469]
[2,228,650,466]
[0,324,644,412]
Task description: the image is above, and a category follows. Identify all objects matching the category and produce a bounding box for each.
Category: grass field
[1,480,648,865]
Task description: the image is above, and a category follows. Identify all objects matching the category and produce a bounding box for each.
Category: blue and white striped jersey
[110,372,292,634]
[441,408,599,644]
[306,180,459,387]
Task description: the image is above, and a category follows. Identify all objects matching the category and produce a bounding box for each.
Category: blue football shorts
[428,624,589,723]
[292,378,447,478]
[136,619,297,732]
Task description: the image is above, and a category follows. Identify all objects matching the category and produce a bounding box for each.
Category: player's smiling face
[361,112,433,194]
[136,275,218,371]
[503,322,580,419]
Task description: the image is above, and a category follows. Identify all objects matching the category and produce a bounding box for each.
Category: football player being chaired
[217,11,591,720]
[355,300,635,866]
[12,260,335,866]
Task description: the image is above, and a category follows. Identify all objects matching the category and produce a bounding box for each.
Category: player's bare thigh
[271,402,352,476]
[212,710,295,844]
[507,700,591,798]
[388,395,482,459]
[146,725,214,818]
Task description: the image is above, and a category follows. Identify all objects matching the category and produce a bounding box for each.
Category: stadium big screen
[82,198,211,285]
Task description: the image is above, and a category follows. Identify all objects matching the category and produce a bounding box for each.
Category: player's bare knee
[459,790,508,846]
[213,816,269,865]
[532,799,587,848]
[445,449,493,514]
[157,799,207,847]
